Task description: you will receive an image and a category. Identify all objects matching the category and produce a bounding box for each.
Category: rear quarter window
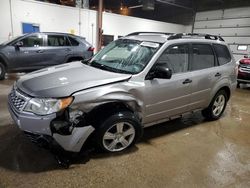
[68,37,79,46]
[213,44,231,65]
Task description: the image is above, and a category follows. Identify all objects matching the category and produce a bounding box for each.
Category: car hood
[16,61,132,98]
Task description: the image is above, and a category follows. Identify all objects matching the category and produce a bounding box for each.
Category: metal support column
[97,0,103,51]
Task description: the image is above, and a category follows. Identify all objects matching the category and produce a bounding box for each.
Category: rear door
[42,34,73,66]
[188,43,220,110]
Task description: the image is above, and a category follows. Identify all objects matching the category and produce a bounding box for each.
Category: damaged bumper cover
[8,99,95,152]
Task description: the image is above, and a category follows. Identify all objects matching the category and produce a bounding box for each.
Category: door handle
[65,48,72,52]
[36,50,44,53]
[183,79,192,84]
[215,72,221,77]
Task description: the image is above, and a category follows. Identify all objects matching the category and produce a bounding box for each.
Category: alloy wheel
[212,94,225,117]
[102,122,135,152]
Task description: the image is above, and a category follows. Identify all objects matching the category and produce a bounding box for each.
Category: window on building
[22,23,40,34]
[237,45,248,51]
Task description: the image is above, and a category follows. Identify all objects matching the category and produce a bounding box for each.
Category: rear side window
[156,44,189,74]
[47,35,70,46]
[213,44,231,65]
[191,44,215,71]
[20,35,43,47]
[68,37,79,46]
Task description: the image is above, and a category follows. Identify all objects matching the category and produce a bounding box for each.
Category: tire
[237,82,240,88]
[0,63,6,80]
[95,111,143,153]
[202,90,228,121]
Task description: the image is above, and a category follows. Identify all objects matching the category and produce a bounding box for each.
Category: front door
[143,43,192,125]
[8,34,46,71]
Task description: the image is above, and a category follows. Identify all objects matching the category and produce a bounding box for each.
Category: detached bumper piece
[50,110,95,152]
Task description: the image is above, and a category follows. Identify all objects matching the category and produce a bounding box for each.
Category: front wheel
[0,63,6,80]
[237,82,240,88]
[95,111,142,153]
[202,90,228,121]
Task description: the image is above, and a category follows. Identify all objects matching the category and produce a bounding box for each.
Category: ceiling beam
[156,0,194,11]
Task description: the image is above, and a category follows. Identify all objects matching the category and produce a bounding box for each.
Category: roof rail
[127,32,173,36]
[167,33,225,42]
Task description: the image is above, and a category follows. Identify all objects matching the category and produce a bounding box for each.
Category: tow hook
[55,155,71,169]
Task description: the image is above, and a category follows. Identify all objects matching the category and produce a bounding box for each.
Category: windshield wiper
[81,58,91,65]
[90,61,132,74]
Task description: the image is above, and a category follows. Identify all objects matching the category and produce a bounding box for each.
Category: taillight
[88,47,95,52]
[239,58,250,65]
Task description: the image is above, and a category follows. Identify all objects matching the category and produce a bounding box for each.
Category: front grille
[24,131,41,143]
[9,89,27,111]
[239,64,250,73]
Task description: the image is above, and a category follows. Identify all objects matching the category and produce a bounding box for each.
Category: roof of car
[26,32,80,38]
[123,32,226,44]
[124,34,170,43]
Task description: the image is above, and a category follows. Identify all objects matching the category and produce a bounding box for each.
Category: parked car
[0,32,94,80]
[237,55,250,87]
[8,32,237,153]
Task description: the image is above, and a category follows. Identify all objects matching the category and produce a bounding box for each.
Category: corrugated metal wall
[194,7,250,61]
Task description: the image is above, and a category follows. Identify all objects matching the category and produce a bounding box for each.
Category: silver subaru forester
[8,32,237,153]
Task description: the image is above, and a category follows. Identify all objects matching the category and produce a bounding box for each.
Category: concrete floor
[0,74,250,188]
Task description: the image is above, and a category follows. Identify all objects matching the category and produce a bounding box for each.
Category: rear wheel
[202,90,228,120]
[95,111,142,153]
[0,63,6,80]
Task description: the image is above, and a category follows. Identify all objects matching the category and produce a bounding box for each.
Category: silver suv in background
[0,32,94,80]
[8,32,237,153]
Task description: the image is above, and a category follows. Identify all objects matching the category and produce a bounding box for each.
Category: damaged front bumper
[8,92,95,152]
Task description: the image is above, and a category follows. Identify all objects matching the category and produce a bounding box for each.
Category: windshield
[1,35,24,45]
[89,39,160,74]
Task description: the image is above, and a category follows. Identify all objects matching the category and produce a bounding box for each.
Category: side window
[47,35,70,46]
[156,44,189,74]
[20,35,43,47]
[191,44,215,71]
[68,37,79,46]
[213,44,231,65]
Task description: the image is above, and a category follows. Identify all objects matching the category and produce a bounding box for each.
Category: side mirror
[15,41,23,49]
[147,64,172,80]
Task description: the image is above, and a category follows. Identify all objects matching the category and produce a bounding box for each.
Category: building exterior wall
[0,0,190,48]
[194,7,250,61]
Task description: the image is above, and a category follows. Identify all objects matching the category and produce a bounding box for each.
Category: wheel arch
[0,55,8,69]
[86,101,141,127]
[66,56,84,63]
[219,86,231,100]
